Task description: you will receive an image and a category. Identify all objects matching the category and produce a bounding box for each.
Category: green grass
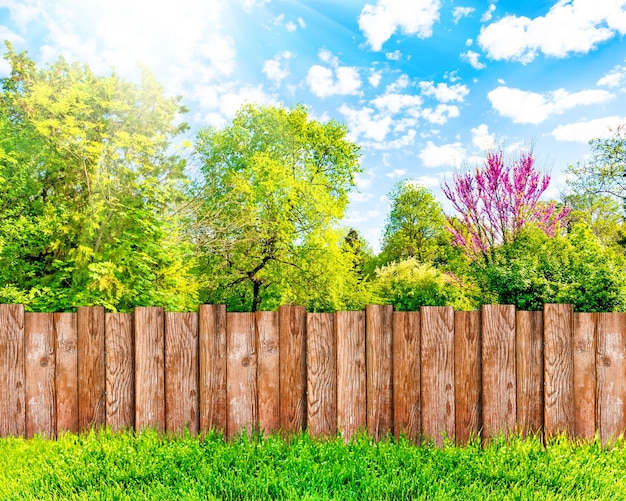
[0,429,624,500]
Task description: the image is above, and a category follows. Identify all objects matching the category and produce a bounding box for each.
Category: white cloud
[339,105,393,142]
[471,124,496,150]
[297,17,306,28]
[422,104,460,124]
[306,65,362,98]
[262,51,293,86]
[452,6,474,24]
[285,21,297,32]
[241,0,270,11]
[478,0,626,63]
[385,74,410,92]
[461,50,486,69]
[419,141,466,168]
[369,69,383,88]
[386,168,407,178]
[419,81,469,102]
[371,93,422,115]
[386,50,402,60]
[488,86,614,124]
[411,175,441,188]
[481,3,496,23]
[597,64,626,88]
[358,0,442,51]
[551,116,626,142]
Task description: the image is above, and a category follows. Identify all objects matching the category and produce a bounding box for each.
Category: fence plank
[573,313,596,440]
[516,310,544,437]
[596,312,626,445]
[54,313,78,434]
[105,313,134,431]
[336,311,366,442]
[77,306,105,432]
[306,313,337,437]
[227,313,257,438]
[366,305,393,440]
[0,304,25,437]
[256,311,280,435]
[421,306,455,446]
[25,313,56,439]
[199,304,227,433]
[134,307,165,431]
[279,305,307,434]
[165,312,199,435]
[544,304,574,437]
[455,310,481,444]
[393,311,420,443]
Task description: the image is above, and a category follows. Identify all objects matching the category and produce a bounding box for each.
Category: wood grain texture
[105,313,134,431]
[256,311,280,435]
[393,311,420,443]
[336,310,366,443]
[198,304,227,433]
[165,312,199,435]
[543,304,574,437]
[573,313,596,440]
[54,312,78,434]
[279,305,306,434]
[596,312,626,445]
[366,305,393,439]
[25,313,56,439]
[516,310,544,437]
[306,313,337,437]
[420,306,455,446]
[77,306,105,432]
[226,313,257,438]
[0,304,24,437]
[455,310,481,444]
[134,307,165,432]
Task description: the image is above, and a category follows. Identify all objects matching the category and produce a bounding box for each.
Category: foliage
[378,181,452,267]
[1,429,626,500]
[442,149,570,263]
[373,257,476,311]
[192,104,365,311]
[475,224,626,311]
[0,42,197,311]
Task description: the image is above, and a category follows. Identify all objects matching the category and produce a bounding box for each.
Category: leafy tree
[0,42,197,311]
[567,124,626,210]
[442,149,569,263]
[378,181,451,266]
[192,104,365,311]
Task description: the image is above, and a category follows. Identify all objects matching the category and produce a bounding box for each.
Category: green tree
[192,104,365,311]
[0,42,197,311]
[379,181,451,266]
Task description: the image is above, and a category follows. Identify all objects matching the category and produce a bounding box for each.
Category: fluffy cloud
[551,116,626,142]
[478,0,626,63]
[597,64,626,88]
[339,105,393,142]
[419,141,466,168]
[452,6,474,24]
[419,81,469,102]
[262,51,294,86]
[422,104,460,125]
[306,50,361,98]
[461,50,486,69]
[386,168,408,178]
[471,124,496,150]
[487,86,614,124]
[358,0,442,51]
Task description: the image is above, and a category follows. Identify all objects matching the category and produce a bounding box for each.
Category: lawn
[0,429,624,500]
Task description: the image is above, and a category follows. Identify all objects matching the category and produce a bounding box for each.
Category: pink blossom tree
[441,149,570,262]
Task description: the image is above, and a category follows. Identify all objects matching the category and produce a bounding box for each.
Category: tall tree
[442,149,569,263]
[192,104,364,311]
[0,42,197,311]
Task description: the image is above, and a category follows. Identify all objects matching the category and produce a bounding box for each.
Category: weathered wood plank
[366,305,393,440]
[573,313,596,440]
[105,313,134,431]
[596,312,626,445]
[279,305,307,434]
[336,310,366,442]
[55,312,78,434]
[198,304,227,433]
[543,304,574,437]
[0,304,25,437]
[256,311,280,435]
[421,306,455,446]
[455,310,481,444]
[306,313,337,437]
[25,313,56,439]
[77,306,105,432]
[165,312,199,435]
[516,310,544,437]
[226,313,257,438]
[134,307,165,432]
[393,311,420,443]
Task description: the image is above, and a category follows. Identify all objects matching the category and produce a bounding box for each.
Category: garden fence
[0,304,623,445]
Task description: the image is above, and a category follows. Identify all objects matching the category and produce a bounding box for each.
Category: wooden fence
[0,303,624,445]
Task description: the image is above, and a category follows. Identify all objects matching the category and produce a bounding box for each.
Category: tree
[379,181,451,266]
[192,104,364,312]
[442,149,569,263]
[0,42,197,311]
[566,124,626,210]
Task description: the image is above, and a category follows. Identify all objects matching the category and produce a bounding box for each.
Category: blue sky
[1,0,625,251]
